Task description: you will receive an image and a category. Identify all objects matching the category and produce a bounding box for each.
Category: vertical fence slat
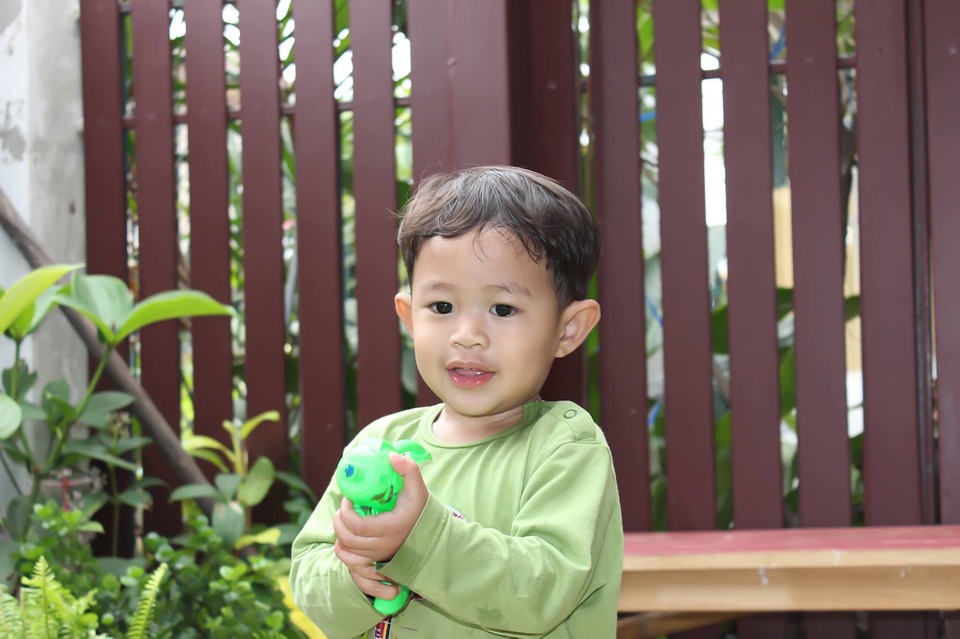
[856,4,930,637]
[185,0,233,456]
[447,1,512,167]
[238,1,288,505]
[80,0,127,284]
[407,0,449,408]
[927,0,960,530]
[786,3,856,636]
[408,0,453,179]
[526,0,585,407]
[352,0,402,427]
[654,0,716,532]
[131,0,181,537]
[784,0,852,528]
[293,0,347,494]
[855,0,922,529]
[590,0,649,532]
[719,0,782,531]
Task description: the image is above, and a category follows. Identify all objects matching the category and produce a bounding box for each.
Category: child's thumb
[390,452,426,492]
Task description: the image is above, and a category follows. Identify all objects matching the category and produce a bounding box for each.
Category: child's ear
[555,299,601,358]
[395,293,414,335]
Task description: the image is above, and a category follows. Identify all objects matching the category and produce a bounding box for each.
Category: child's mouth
[448,367,493,387]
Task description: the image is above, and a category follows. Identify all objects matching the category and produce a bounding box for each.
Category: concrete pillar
[0,0,86,512]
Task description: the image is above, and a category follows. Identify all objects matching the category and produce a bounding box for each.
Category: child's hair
[397,166,601,307]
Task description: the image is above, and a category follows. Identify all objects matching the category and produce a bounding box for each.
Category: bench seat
[620,525,960,613]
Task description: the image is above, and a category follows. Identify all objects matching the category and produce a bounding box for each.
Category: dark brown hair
[397,166,601,307]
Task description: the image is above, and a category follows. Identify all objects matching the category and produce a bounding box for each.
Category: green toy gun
[336,437,431,616]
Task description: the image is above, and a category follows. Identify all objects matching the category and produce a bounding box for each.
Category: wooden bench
[617,525,960,638]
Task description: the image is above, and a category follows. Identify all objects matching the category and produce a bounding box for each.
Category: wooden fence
[78,1,959,637]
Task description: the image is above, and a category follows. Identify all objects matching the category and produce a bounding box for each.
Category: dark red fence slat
[351,0,402,427]
[292,0,347,495]
[525,1,585,407]
[238,1,288,503]
[926,0,960,527]
[784,0,851,529]
[589,0,650,532]
[407,0,450,408]
[857,5,930,637]
[786,3,855,636]
[718,1,782,532]
[408,0,453,180]
[855,0,922,528]
[653,0,716,532]
[79,0,127,284]
[185,0,234,457]
[447,1,512,167]
[131,0,181,538]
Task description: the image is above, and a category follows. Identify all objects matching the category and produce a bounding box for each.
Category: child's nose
[450,314,488,349]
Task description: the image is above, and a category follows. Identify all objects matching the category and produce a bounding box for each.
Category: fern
[0,588,24,637]
[126,563,167,639]
[15,556,109,639]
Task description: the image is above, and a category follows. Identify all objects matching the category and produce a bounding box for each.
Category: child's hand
[333,539,403,601]
[333,452,429,563]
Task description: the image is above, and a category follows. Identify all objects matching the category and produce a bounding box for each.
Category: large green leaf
[116,290,234,342]
[216,473,243,501]
[0,264,81,335]
[0,395,22,439]
[212,502,245,548]
[54,274,132,344]
[238,456,275,507]
[62,439,138,471]
[77,391,135,427]
[169,483,224,502]
[237,410,280,440]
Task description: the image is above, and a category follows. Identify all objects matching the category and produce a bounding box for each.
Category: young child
[290,166,623,638]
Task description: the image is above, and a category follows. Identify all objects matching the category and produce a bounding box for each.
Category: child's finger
[389,452,427,498]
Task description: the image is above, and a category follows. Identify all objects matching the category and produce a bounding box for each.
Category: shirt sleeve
[288,473,384,639]
[380,438,618,637]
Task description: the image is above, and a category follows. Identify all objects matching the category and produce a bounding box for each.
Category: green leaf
[118,488,153,508]
[18,401,45,421]
[113,436,153,455]
[0,264,81,335]
[237,410,280,440]
[169,483,224,502]
[212,502,245,548]
[275,470,313,495]
[62,439,138,471]
[235,526,281,549]
[238,457,275,507]
[116,290,234,342]
[4,495,32,540]
[79,391,134,420]
[215,473,243,501]
[182,433,232,456]
[55,273,134,344]
[0,395,22,439]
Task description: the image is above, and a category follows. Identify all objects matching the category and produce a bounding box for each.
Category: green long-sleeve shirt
[290,400,623,639]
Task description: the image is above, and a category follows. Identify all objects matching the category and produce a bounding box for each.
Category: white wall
[0,0,86,511]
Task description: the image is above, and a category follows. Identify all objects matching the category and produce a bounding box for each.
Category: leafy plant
[0,554,167,639]
[171,410,311,550]
[0,266,234,545]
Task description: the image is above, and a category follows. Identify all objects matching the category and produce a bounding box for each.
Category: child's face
[396,229,574,429]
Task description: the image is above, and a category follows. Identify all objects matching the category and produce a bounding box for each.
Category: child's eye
[491,304,517,317]
[430,302,453,314]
